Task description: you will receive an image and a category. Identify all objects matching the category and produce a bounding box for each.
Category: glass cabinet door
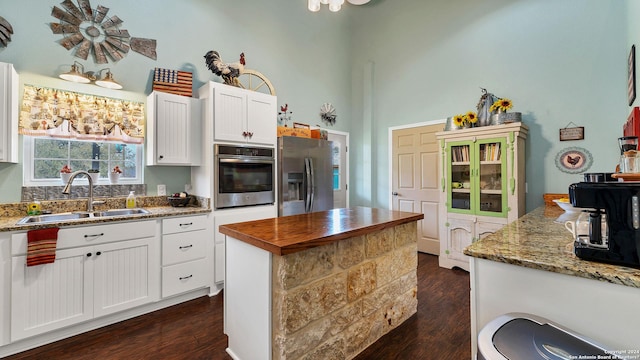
[477,138,507,216]
[448,143,472,212]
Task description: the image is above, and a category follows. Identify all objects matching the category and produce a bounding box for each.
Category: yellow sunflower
[491,98,513,112]
[453,114,465,127]
[464,111,477,124]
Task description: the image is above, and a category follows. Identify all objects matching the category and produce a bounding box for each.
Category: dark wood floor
[6,253,471,360]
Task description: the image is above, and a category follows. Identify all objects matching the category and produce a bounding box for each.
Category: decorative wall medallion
[50,0,157,63]
[555,147,592,174]
[0,15,13,47]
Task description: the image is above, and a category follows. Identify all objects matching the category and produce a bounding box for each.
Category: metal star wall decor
[49,0,157,63]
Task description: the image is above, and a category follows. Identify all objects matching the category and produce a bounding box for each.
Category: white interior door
[328,131,349,208]
[391,123,443,254]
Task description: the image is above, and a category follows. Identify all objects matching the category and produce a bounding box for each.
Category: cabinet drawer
[11,220,156,256]
[162,259,208,298]
[162,215,207,235]
[162,229,206,266]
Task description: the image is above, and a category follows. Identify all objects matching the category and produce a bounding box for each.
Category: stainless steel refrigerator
[278,136,334,216]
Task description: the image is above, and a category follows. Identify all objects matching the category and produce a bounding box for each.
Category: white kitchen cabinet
[10,221,159,341]
[160,215,209,298]
[199,81,276,146]
[437,123,527,271]
[146,91,201,166]
[213,205,277,283]
[0,62,18,163]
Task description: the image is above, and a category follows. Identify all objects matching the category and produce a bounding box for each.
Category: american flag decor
[153,68,193,97]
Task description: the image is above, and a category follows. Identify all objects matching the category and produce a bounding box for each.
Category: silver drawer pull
[179,275,193,281]
[84,233,104,238]
[179,244,193,250]
[179,222,193,227]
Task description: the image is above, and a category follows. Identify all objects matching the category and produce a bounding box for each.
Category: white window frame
[23,136,144,186]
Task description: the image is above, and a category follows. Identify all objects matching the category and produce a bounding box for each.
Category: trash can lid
[485,315,620,360]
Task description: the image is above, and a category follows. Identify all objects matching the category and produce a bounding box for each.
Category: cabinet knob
[392,192,399,196]
[96,251,102,256]
[86,252,92,257]
[248,132,253,138]
[159,155,164,160]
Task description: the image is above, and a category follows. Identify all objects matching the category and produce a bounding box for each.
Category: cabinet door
[246,92,276,146]
[476,138,507,217]
[476,221,504,242]
[445,218,473,262]
[214,86,247,143]
[447,141,474,213]
[11,247,93,341]
[152,92,193,165]
[213,206,277,283]
[93,237,159,318]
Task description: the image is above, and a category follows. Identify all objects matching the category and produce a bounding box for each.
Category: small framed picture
[629,45,636,106]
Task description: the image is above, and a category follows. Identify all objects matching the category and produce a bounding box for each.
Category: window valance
[19,85,145,144]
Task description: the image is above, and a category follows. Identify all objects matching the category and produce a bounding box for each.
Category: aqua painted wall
[0,0,352,202]
[0,0,634,212]
[349,0,628,211]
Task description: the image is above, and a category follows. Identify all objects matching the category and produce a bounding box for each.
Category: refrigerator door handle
[308,158,315,212]
[304,157,314,213]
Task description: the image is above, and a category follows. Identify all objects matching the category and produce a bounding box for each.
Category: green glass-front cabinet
[436,122,528,271]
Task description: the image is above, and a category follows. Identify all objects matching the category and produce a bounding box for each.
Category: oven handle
[218,157,274,164]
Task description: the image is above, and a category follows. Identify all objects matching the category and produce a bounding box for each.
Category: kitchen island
[464,206,640,358]
[219,207,423,360]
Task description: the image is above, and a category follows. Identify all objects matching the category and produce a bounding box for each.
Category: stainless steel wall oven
[214,144,275,209]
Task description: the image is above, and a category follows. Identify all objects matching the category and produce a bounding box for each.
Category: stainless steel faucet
[62,170,104,211]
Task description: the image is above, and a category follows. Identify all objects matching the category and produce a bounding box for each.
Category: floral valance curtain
[19,85,145,144]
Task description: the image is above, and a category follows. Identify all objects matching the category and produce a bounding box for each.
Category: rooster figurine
[204,50,245,87]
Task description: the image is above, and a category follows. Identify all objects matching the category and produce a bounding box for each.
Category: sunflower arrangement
[453,111,478,128]
[490,98,513,113]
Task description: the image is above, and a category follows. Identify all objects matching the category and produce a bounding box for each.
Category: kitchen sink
[92,208,150,217]
[16,212,92,224]
[16,208,151,225]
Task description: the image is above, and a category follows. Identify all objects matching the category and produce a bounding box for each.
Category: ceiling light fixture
[59,61,123,90]
[308,0,370,12]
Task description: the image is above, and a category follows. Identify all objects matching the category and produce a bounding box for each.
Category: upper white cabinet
[146,91,201,166]
[199,81,276,146]
[0,62,18,163]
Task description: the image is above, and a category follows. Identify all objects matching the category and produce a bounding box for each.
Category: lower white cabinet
[161,215,209,298]
[213,205,276,283]
[440,217,504,271]
[10,221,159,342]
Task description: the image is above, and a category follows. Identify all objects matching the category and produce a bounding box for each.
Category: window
[23,137,143,186]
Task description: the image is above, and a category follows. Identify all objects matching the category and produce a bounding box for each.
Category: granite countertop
[219,206,424,255]
[464,206,640,288]
[0,196,211,232]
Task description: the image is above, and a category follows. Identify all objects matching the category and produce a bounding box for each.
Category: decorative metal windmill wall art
[50,0,157,63]
[0,15,13,47]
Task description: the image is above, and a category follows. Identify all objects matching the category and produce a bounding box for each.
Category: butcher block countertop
[464,206,640,288]
[218,206,424,255]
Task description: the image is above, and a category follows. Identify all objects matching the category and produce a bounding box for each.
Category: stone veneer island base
[219,207,424,360]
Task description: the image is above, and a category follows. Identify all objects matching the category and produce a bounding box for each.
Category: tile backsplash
[22,184,146,202]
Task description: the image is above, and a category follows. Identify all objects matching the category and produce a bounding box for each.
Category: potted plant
[60,164,72,184]
[87,168,100,183]
[109,165,122,184]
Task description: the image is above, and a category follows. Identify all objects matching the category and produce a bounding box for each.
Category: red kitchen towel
[26,228,59,267]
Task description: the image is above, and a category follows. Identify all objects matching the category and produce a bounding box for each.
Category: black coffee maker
[568,182,640,268]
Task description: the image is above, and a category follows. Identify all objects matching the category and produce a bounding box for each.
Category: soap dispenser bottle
[126,191,136,209]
